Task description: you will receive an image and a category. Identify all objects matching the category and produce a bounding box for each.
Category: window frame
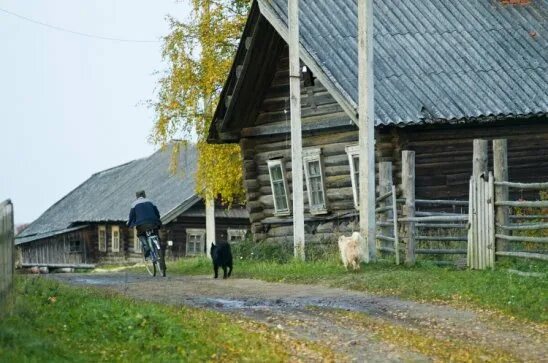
[267,159,291,216]
[68,234,81,253]
[186,228,206,256]
[111,226,120,252]
[227,228,247,243]
[345,145,360,210]
[303,148,328,214]
[98,225,107,252]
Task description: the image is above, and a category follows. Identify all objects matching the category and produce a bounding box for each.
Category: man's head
[136,190,146,199]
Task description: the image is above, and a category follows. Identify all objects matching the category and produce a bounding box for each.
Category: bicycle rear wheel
[143,251,156,277]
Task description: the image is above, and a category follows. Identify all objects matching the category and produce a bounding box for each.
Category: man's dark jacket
[127,197,161,228]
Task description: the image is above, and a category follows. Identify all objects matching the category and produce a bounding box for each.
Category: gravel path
[50,273,547,362]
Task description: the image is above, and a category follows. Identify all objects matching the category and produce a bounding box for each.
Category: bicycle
[142,230,166,277]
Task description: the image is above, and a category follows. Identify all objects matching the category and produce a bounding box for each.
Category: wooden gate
[467,173,495,269]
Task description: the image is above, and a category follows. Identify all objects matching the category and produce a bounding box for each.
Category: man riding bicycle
[127,190,166,273]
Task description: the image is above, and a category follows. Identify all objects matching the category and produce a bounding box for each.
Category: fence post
[469,139,489,269]
[493,139,509,254]
[473,139,488,177]
[402,151,415,265]
[378,162,393,250]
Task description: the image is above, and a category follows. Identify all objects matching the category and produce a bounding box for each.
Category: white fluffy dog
[337,232,363,270]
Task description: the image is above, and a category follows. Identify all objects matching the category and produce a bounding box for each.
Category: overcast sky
[0,0,190,225]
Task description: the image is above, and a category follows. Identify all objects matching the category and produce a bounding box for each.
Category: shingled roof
[16,144,199,244]
[213,0,547,136]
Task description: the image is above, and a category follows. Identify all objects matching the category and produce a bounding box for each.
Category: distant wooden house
[208,0,548,243]
[15,144,249,268]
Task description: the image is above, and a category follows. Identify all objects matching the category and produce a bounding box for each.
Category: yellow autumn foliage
[149,0,251,204]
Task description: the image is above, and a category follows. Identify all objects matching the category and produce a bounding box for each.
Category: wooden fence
[492,139,548,263]
[376,152,469,266]
[375,139,547,269]
[0,199,14,309]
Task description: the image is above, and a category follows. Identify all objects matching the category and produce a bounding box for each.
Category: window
[267,159,291,215]
[98,225,106,252]
[133,227,141,253]
[186,229,205,256]
[111,226,120,252]
[346,145,360,209]
[303,148,327,214]
[68,234,81,253]
[227,229,247,243]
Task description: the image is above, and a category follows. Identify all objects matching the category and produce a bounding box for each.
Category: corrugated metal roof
[259,0,548,126]
[17,144,200,243]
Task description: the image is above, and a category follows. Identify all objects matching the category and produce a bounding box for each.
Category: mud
[50,273,547,362]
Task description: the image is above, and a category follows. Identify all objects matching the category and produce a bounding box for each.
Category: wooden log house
[15,144,249,268]
[208,0,548,243]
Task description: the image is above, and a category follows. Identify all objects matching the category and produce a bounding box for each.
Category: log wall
[239,45,548,244]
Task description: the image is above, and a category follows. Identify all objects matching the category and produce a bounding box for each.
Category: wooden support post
[358,0,376,263]
[473,139,488,178]
[205,197,215,259]
[378,162,393,250]
[493,139,509,254]
[402,151,415,265]
[289,0,305,261]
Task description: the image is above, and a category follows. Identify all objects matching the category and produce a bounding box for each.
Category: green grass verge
[0,277,334,362]
[163,256,548,323]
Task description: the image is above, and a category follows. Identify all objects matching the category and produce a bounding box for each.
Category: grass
[0,277,335,362]
[161,255,548,323]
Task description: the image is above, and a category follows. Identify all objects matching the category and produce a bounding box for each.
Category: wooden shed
[15,144,249,268]
[208,0,548,243]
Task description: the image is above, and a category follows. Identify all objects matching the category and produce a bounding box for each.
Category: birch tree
[150,0,250,204]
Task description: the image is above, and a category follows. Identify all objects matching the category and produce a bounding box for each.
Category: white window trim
[186,228,206,256]
[111,226,120,252]
[98,225,107,252]
[346,145,360,210]
[267,159,291,216]
[227,228,247,243]
[133,227,141,253]
[303,148,328,215]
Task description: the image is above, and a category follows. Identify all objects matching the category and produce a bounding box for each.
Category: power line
[0,7,160,44]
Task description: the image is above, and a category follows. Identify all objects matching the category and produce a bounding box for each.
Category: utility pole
[358,0,376,262]
[289,0,305,260]
[205,197,215,258]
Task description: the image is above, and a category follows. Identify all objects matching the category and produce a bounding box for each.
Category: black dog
[210,242,233,279]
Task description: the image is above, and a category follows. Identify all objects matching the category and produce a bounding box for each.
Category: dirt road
[50,273,546,362]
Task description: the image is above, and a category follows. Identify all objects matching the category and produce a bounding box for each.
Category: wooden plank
[416,223,468,229]
[495,234,548,243]
[415,199,468,206]
[509,215,548,220]
[467,177,474,268]
[288,0,305,261]
[495,201,548,208]
[392,184,400,265]
[376,190,393,203]
[358,0,376,263]
[497,223,548,230]
[488,172,496,267]
[399,215,469,222]
[416,249,467,255]
[495,251,548,261]
[402,150,415,265]
[379,247,395,253]
[376,235,395,242]
[494,181,548,190]
[415,236,468,242]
